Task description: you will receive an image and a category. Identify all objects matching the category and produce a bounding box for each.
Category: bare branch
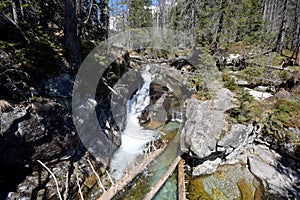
[83,0,94,24]
[105,170,115,186]
[63,171,69,200]
[37,160,63,200]
[87,159,106,192]
[102,78,119,96]
[76,173,84,200]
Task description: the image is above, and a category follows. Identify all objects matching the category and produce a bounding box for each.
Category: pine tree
[128,0,152,28]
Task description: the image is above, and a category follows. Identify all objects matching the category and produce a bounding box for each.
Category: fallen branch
[248,49,274,59]
[106,170,115,186]
[87,159,106,192]
[143,156,182,200]
[63,171,69,200]
[76,173,84,200]
[37,160,63,200]
[102,79,119,96]
[98,144,167,200]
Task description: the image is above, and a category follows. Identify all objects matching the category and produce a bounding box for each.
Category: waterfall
[109,66,156,180]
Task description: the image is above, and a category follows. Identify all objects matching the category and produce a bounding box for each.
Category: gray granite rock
[218,124,248,154]
[181,88,234,158]
[247,145,300,198]
[192,158,222,176]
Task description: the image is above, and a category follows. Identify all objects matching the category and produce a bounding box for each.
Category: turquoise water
[145,129,181,199]
[152,167,178,200]
[112,123,181,200]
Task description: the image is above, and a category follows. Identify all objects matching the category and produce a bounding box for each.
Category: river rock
[199,164,261,199]
[217,124,248,155]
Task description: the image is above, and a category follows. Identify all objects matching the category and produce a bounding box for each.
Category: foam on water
[110,65,156,180]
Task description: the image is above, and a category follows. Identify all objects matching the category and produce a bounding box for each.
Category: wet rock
[199,164,262,199]
[148,92,169,122]
[111,69,144,131]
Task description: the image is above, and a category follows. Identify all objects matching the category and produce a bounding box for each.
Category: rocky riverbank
[180,54,300,199]
[1,48,300,199]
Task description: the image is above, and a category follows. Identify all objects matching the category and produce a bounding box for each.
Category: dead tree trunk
[0,11,28,44]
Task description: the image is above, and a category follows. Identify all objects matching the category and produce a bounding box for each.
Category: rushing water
[109,66,157,180]
[109,64,183,199]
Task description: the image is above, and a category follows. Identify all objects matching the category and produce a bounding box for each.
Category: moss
[227,89,300,143]
[189,72,212,100]
[159,122,180,143]
[121,175,152,200]
[144,120,165,130]
[237,178,254,200]
[226,90,258,124]
[223,76,239,91]
[187,177,213,200]
[211,188,229,200]
[267,98,300,141]
[239,66,266,82]
[161,122,180,132]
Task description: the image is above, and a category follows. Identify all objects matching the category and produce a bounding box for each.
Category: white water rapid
[109,66,156,180]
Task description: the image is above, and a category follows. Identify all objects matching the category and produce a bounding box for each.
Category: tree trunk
[64,0,81,67]
[276,0,288,55]
[292,0,300,55]
[99,0,109,40]
[212,0,227,53]
[296,35,300,66]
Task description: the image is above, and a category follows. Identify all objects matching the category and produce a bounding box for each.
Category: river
[109,64,182,199]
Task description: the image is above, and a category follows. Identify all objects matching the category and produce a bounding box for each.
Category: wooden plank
[143,156,182,200]
[97,145,166,200]
[178,158,186,200]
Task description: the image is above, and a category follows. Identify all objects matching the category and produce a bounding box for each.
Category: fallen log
[178,158,186,200]
[97,144,167,200]
[143,155,182,200]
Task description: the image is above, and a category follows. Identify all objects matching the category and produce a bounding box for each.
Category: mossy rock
[187,164,263,200]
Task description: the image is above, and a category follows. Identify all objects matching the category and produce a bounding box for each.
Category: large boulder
[0,99,78,194]
[247,145,300,198]
[181,88,234,158]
